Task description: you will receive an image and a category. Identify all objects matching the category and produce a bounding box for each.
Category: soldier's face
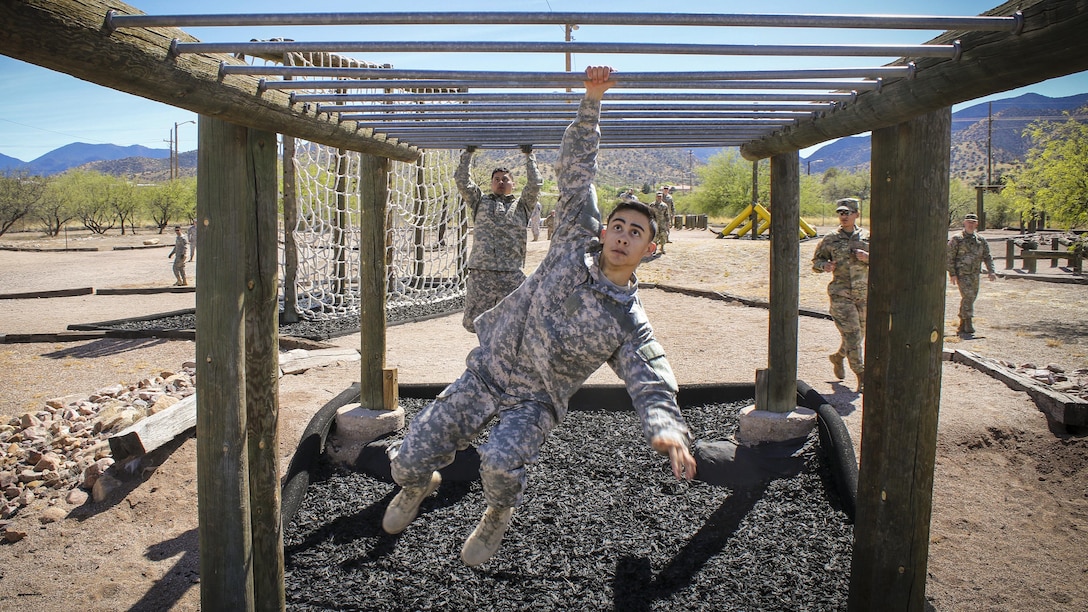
[964,219,978,233]
[601,210,656,268]
[491,172,514,196]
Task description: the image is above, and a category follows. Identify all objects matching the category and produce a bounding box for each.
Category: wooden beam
[764,151,801,412]
[243,127,285,612]
[849,107,951,610]
[741,0,1088,160]
[108,394,196,461]
[359,153,390,410]
[0,0,420,163]
[195,116,255,610]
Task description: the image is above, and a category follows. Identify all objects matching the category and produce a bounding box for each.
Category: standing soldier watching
[456,144,542,333]
[946,212,996,335]
[652,191,670,255]
[661,185,676,237]
[812,198,869,391]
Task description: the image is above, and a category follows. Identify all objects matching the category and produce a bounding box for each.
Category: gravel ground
[283,397,853,611]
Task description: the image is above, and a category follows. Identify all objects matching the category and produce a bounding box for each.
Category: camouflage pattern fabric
[455,150,541,272]
[462,268,526,333]
[653,200,670,249]
[947,231,994,318]
[663,193,676,232]
[812,227,869,375]
[391,95,692,507]
[829,297,865,375]
[168,235,188,283]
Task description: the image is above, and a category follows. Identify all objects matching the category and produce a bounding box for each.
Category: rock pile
[1009,362,1088,400]
[0,363,196,541]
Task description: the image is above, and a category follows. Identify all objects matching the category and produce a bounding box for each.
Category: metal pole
[109,11,1021,32]
[179,40,960,59]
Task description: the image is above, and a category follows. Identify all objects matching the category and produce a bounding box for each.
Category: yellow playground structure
[715,203,818,239]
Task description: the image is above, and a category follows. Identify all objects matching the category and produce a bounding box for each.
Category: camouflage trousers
[829,295,866,376]
[172,257,187,283]
[956,273,980,319]
[390,369,557,509]
[462,269,526,333]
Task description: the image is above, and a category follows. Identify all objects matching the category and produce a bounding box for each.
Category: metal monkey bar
[105,9,1024,149]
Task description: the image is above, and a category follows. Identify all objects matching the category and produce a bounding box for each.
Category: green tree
[36,176,77,237]
[109,179,140,235]
[0,171,48,238]
[144,178,196,233]
[1005,112,1088,228]
[820,169,871,223]
[948,179,977,226]
[688,150,768,218]
[61,170,117,234]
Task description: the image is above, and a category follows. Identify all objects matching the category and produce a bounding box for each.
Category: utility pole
[165,131,175,180]
[174,120,196,180]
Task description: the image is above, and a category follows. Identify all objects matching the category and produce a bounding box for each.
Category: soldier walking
[167,225,189,286]
[947,212,996,335]
[812,198,869,391]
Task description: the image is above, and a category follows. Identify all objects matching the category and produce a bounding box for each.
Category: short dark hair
[491,167,511,179]
[607,201,658,239]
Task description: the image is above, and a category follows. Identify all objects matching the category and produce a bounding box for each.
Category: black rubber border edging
[280,380,859,526]
[798,380,859,520]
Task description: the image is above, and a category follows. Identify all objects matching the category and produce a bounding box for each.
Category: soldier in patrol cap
[456,140,542,333]
[947,212,996,335]
[652,191,670,254]
[812,197,869,391]
[383,66,696,568]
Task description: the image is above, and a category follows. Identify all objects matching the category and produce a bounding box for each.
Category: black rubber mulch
[284,398,853,611]
[91,296,463,341]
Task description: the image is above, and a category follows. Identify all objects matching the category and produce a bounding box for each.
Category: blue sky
[2,0,1086,161]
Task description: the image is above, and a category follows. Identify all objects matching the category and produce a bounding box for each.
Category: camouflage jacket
[168,235,188,260]
[470,96,691,446]
[812,227,869,300]
[947,231,995,277]
[456,150,542,271]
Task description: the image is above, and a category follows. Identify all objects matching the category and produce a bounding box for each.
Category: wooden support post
[1005,238,1015,270]
[196,116,255,610]
[281,135,299,324]
[764,151,800,412]
[359,154,390,410]
[849,108,951,611]
[243,128,285,612]
[749,161,759,241]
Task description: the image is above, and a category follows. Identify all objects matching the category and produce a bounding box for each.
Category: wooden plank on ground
[108,394,196,461]
[279,347,361,375]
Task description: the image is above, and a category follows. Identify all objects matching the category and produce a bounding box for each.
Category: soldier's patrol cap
[656,192,663,196]
[835,198,860,213]
[964,213,979,221]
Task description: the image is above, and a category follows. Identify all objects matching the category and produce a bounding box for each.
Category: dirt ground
[1,225,1086,611]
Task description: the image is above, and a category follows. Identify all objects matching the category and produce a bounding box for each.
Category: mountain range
[2,91,1085,186]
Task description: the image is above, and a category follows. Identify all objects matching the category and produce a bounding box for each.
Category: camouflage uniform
[168,232,188,285]
[662,192,675,234]
[529,201,542,241]
[946,230,995,320]
[391,95,692,511]
[456,150,542,332]
[812,227,870,378]
[652,198,670,253]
